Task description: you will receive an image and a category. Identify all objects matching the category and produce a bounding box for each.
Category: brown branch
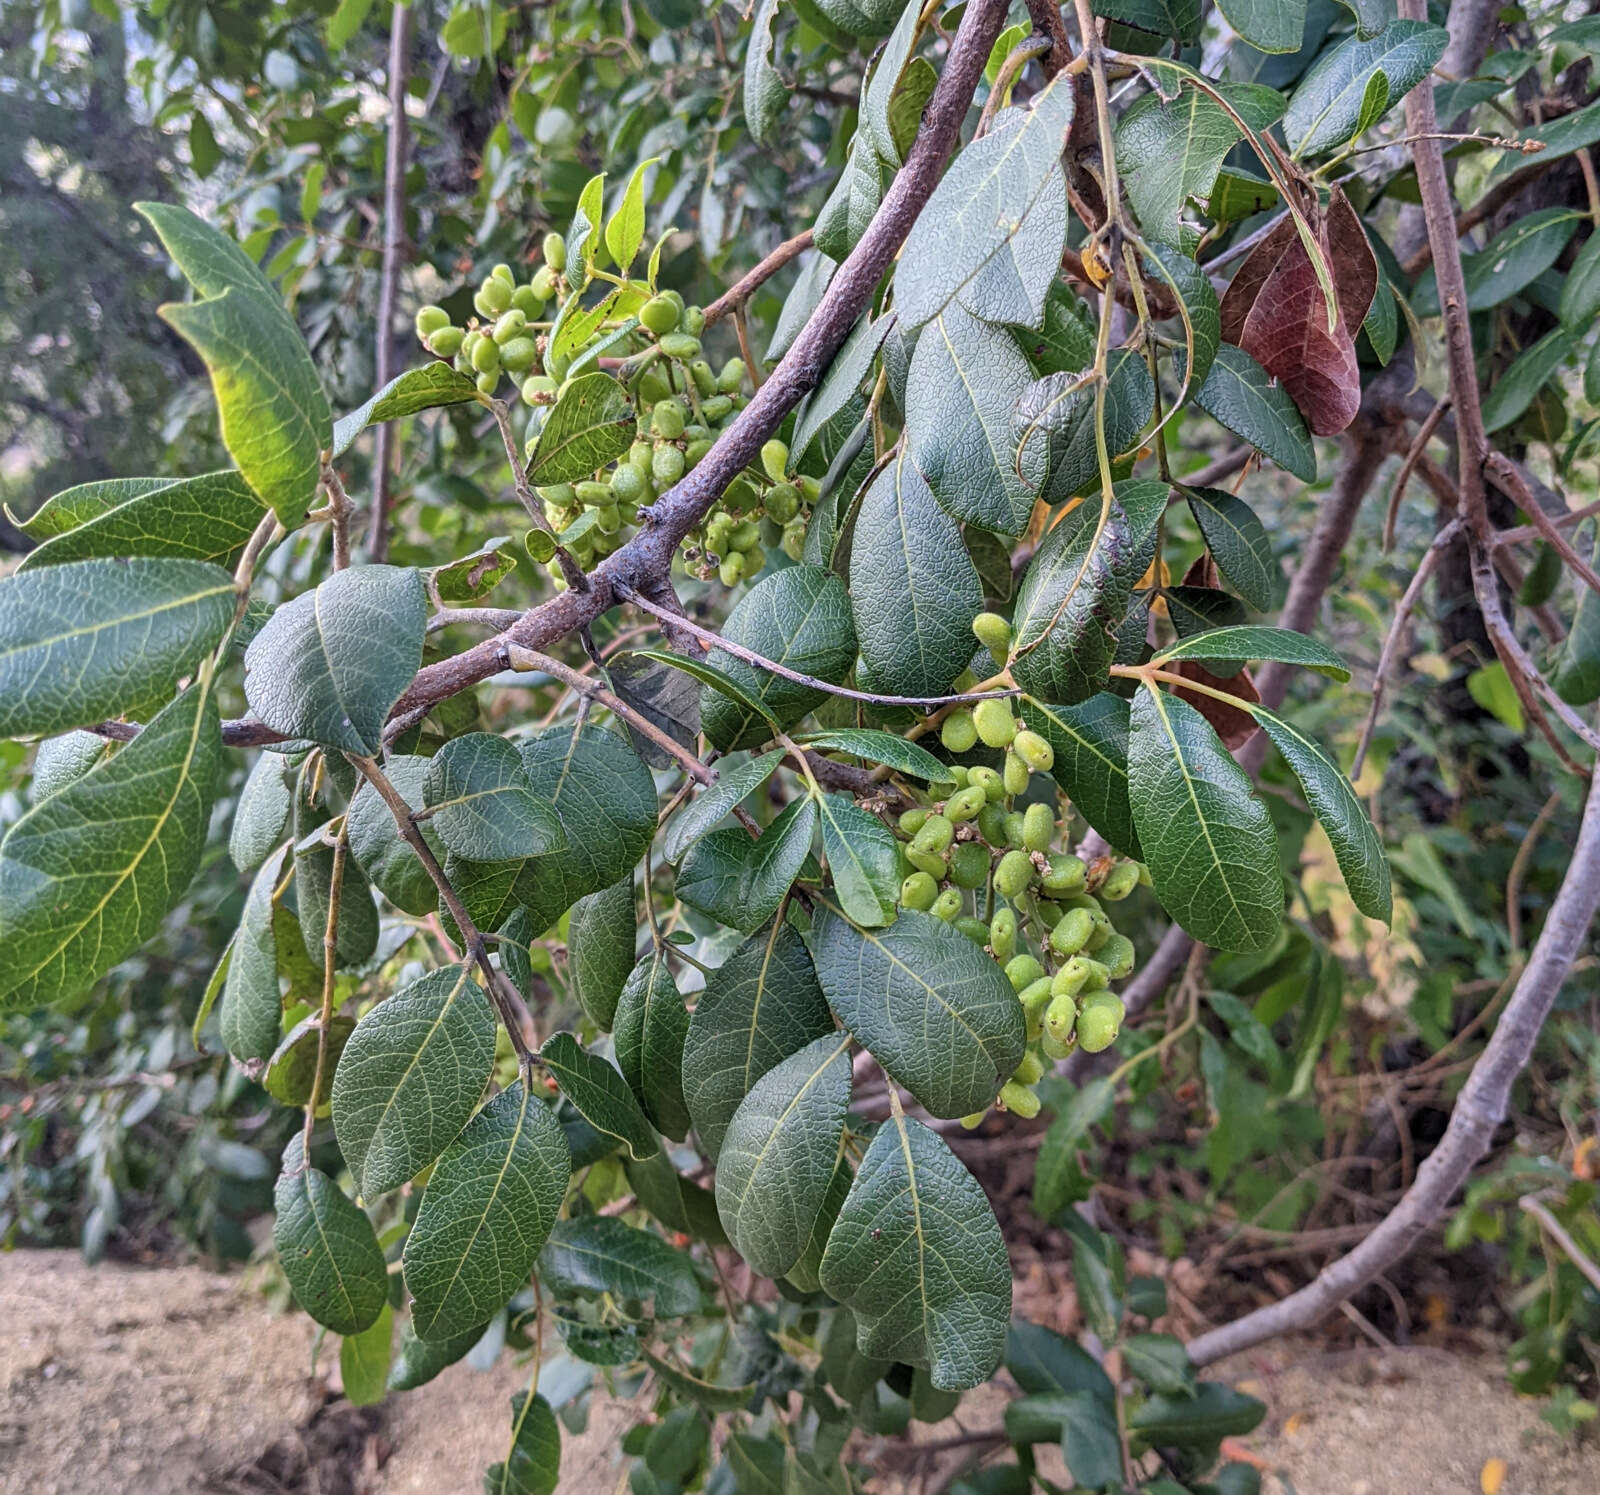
[1025,0,1073,76]
[1188,751,1600,1366]
[1483,449,1600,598]
[366,0,414,563]
[702,229,814,328]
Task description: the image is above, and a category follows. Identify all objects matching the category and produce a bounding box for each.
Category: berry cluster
[412,239,813,588]
[894,615,1148,1125]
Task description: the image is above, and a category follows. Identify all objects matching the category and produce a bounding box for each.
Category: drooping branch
[1188,752,1600,1366]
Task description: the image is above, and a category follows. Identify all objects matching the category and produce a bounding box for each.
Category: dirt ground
[1,1252,1596,1495]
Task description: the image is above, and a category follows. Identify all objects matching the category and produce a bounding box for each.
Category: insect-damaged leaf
[1218,185,1377,436]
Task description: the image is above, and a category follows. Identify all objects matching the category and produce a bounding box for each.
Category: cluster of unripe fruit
[895,616,1148,1126]
[413,241,812,588]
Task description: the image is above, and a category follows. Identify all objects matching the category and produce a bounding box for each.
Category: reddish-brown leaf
[1218,186,1377,437]
[1173,659,1260,752]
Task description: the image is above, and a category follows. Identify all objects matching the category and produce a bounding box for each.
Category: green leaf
[1010,281,1098,375]
[814,138,888,262]
[138,203,331,526]
[1485,97,1600,186]
[541,1032,658,1161]
[1129,1382,1266,1443]
[1282,19,1448,157]
[816,793,900,928]
[614,951,691,1140]
[1412,209,1582,318]
[700,566,858,751]
[850,449,984,698]
[1218,0,1304,53]
[16,470,265,573]
[1184,486,1280,611]
[221,845,290,1063]
[331,363,482,457]
[1014,349,1156,505]
[1248,704,1392,922]
[429,537,519,605]
[1095,0,1201,44]
[1153,625,1349,679]
[1192,343,1317,482]
[346,755,447,916]
[331,962,499,1198]
[1481,329,1576,434]
[811,905,1024,1118]
[788,1150,853,1293]
[1553,527,1600,706]
[626,1148,727,1246]
[1560,229,1600,328]
[387,1318,487,1391]
[682,918,835,1160]
[662,750,786,864]
[264,1012,355,1108]
[641,1351,756,1413]
[570,171,607,273]
[795,729,956,782]
[423,733,565,862]
[860,0,923,166]
[505,722,657,936]
[1033,1075,1117,1220]
[1020,695,1141,859]
[820,1112,1010,1391]
[1010,480,1166,705]
[606,157,658,268]
[524,372,636,485]
[539,1216,701,1317]
[565,875,638,1029]
[631,647,782,742]
[1060,1390,1125,1489]
[744,0,788,145]
[1116,81,1286,245]
[792,313,891,465]
[340,1300,393,1407]
[1128,686,1281,952]
[715,1033,854,1277]
[243,565,425,757]
[1006,1318,1115,1402]
[1207,166,1282,224]
[326,0,376,49]
[230,751,292,873]
[960,168,1067,329]
[767,249,837,362]
[1121,1332,1196,1396]
[9,476,174,540]
[294,834,380,973]
[486,1391,562,1495]
[676,796,818,933]
[906,303,1044,538]
[1144,242,1221,396]
[0,682,221,1012]
[404,1082,571,1341]
[897,74,1074,329]
[0,557,234,740]
[273,1135,388,1335]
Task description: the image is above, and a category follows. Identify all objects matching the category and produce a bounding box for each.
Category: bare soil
[1,1252,1595,1495]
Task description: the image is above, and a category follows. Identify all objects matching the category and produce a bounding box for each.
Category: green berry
[1099,933,1136,980]
[973,698,1017,748]
[1005,954,1044,992]
[906,847,949,878]
[490,262,516,285]
[492,309,527,343]
[949,841,991,889]
[681,305,706,336]
[685,437,714,466]
[911,813,954,856]
[720,550,746,586]
[652,400,686,439]
[955,915,991,946]
[972,611,1012,664]
[960,1112,987,1130]
[1022,802,1055,853]
[977,802,1010,848]
[471,337,501,375]
[1053,956,1109,997]
[781,518,805,561]
[931,888,963,922]
[652,445,686,486]
[717,358,746,393]
[1003,811,1027,848]
[1100,862,1142,901]
[416,304,451,338]
[941,709,978,754]
[702,394,733,422]
[690,358,716,396]
[610,464,647,506]
[1076,992,1124,1053]
[512,284,543,316]
[900,871,939,911]
[530,264,558,300]
[659,332,702,360]
[765,483,800,523]
[1048,906,1094,957]
[947,764,970,788]
[1041,1028,1075,1061]
[521,374,557,405]
[761,439,789,482]
[994,849,1034,900]
[500,335,538,373]
[542,232,568,273]
[640,294,680,335]
[475,370,498,394]
[989,907,1017,962]
[1019,978,1054,1037]
[1013,1049,1045,1086]
[1013,729,1054,773]
[998,1080,1041,1119]
[1040,854,1087,896]
[1003,750,1030,796]
[946,785,987,823]
[427,325,464,358]
[969,766,1005,803]
[897,807,928,837]
[1044,992,1077,1045]
[475,277,512,316]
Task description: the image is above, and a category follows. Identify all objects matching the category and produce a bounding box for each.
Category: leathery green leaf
[273,1134,388,1336]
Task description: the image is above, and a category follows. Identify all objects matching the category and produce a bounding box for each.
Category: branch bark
[1188,752,1600,1366]
[366,0,414,562]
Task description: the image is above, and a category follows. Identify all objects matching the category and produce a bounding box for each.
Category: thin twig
[703,230,814,327]
[1384,394,1450,552]
[1522,1192,1600,1295]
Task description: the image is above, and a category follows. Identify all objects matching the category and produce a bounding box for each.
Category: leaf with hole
[524,372,636,486]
